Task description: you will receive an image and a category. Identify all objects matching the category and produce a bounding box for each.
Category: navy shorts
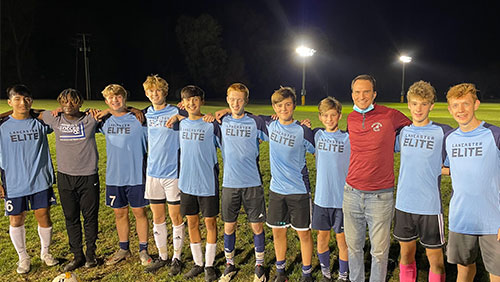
[4,187,57,216]
[312,204,344,233]
[106,185,149,209]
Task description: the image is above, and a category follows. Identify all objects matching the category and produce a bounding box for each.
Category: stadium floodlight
[296,46,316,105]
[399,55,412,102]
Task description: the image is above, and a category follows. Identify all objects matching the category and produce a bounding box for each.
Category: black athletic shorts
[393,208,445,249]
[266,190,311,230]
[221,186,266,223]
[180,191,219,218]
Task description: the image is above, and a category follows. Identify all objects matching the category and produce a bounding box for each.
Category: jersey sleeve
[249,114,268,141]
[443,129,455,167]
[258,115,272,141]
[394,129,402,152]
[213,121,222,148]
[301,124,315,153]
[178,108,188,117]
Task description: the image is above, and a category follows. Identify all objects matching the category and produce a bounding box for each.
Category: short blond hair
[143,74,168,94]
[318,96,342,114]
[407,81,436,103]
[102,84,127,100]
[227,83,249,102]
[446,83,478,103]
[271,86,296,105]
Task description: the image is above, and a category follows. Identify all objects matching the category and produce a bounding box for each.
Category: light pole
[296,46,316,106]
[399,55,412,103]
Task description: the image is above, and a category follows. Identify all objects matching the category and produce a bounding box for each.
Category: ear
[474,99,480,111]
[430,103,435,111]
[373,91,377,100]
[7,99,12,107]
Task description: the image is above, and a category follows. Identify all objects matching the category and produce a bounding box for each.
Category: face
[8,94,33,115]
[352,79,377,110]
[105,94,126,111]
[272,97,295,123]
[408,97,434,125]
[145,88,167,105]
[448,93,480,127]
[227,90,247,116]
[60,98,81,116]
[319,108,341,132]
[182,96,204,115]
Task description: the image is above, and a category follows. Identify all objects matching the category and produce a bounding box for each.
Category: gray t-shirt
[42,111,98,176]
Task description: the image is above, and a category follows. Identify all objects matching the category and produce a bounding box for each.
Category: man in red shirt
[343,75,411,282]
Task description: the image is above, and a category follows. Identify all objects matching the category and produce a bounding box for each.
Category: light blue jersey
[444,122,500,235]
[99,112,147,186]
[395,122,452,215]
[219,114,267,188]
[178,118,221,196]
[314,129,350,208]
[145,105,186,179]
[0,116,55,198]
[261,118,315,195]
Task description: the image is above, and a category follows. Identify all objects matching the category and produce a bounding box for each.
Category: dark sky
[2,0,500,103]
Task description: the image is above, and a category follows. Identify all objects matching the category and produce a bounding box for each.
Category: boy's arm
[215,108,231,123]
[302,124,315,153]
[128,106,145,123]
[165,114,185,128]
[0,184,4,199]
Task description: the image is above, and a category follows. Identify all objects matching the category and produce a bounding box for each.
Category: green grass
[0,100,499,281]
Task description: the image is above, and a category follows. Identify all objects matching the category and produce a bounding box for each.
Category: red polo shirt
[346,104,411,191]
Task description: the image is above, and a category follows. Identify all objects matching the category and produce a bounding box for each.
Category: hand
[95,109,111,121]
[441,167,450,176]
[86,108,102,120]
[177,101,185,110]
[202,113,215,123]
[300,118,312,128]
[271,114,278,120]
[51,107,63,117]
[129,107,145,123]
[165,115,181,128]
[0,184,5,199]
[215,108,231,123]
[497,228,500,241]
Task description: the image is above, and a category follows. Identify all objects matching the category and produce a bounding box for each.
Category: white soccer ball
[52,272,80,282]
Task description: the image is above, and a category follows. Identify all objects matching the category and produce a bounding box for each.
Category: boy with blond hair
[141,75,186,274]
[98,84,151,266]
[312,97,350,282]
[262,87,315,282]
[394,81,451,282]
[216,83,267,282]
[443,83,500,282]
[0,85,59,274]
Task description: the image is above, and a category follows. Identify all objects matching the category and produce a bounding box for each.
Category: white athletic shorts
[144,176,181,204]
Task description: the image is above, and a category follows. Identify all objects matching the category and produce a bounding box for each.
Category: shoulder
[431,122,453,134]
[444,127,459,140]
[0,116,11,127]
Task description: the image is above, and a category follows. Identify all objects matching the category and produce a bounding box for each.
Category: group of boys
[1,73,499,282]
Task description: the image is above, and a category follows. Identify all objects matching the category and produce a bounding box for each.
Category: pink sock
[399,261,417,282]
[428,269,445,282]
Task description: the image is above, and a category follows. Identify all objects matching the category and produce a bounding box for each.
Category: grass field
[0,99,498,281]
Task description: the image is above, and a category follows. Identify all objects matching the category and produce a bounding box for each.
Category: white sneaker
[139,250,152,266]
[41,253,59,266]
[16,257,30,274]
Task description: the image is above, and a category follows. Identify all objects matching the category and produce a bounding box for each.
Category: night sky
[2,0,499,103]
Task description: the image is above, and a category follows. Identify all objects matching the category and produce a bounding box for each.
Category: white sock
[205,243,217,267]
[10,225,29,260]
[172,223,185,260]
[153,222,168,260]
[190,243,203,266]
[38,225,52,257]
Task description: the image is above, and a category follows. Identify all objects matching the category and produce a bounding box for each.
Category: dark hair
[7,84,32,99]
[57,88,84,106]
[351,74,376,92]
[181,85,205,100]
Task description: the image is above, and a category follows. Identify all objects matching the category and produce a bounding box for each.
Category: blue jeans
[343,184,393,282]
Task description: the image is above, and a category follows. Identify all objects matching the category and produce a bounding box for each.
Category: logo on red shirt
[371,122,383,132]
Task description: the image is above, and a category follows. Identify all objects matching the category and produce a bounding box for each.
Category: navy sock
[119,241,129,251]
[139,242,148,252]
[302,264,312,277]
[276,260,286,273]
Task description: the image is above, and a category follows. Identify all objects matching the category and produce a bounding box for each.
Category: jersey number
[109,195,116,207]
[5,200,13,212]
